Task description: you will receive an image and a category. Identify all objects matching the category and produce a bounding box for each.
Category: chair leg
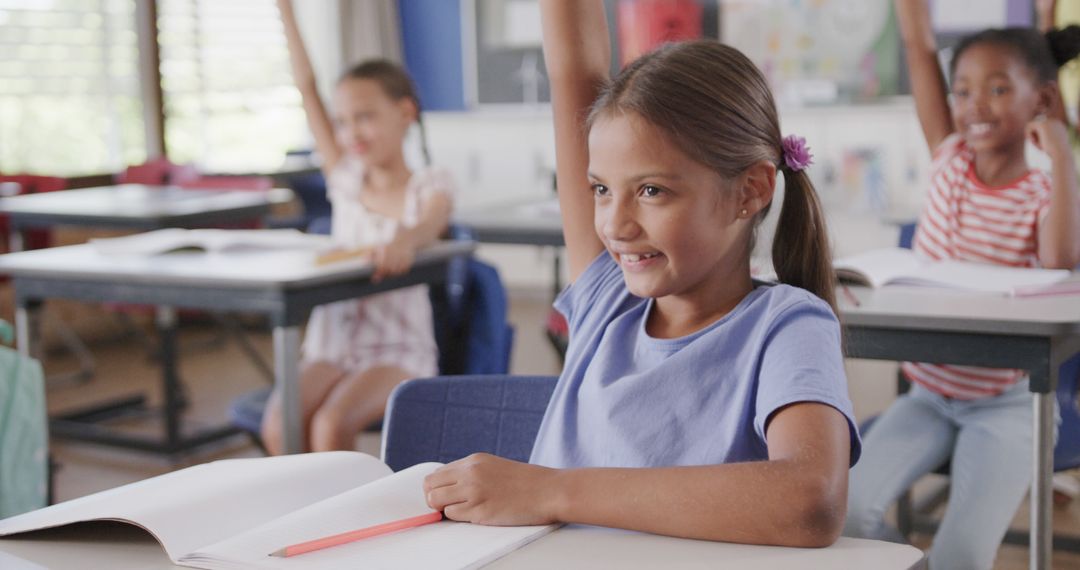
[43,312,95,386]
[47,454,59,506]
[896,489,917,539]
[212,313,274,383]
[109,310,158,358]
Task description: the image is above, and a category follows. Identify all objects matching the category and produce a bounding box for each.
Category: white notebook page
[184,463,556,570]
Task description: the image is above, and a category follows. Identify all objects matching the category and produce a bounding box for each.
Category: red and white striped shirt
[902,134,1052,399]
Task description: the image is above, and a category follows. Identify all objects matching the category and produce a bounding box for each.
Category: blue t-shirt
[529,253,861,469]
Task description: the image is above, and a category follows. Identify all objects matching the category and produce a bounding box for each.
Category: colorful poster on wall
[720,0,899,106]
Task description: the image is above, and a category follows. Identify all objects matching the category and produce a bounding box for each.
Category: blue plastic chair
[266,171,333,231]
[382,375,558,471]
[865,223,1080,548]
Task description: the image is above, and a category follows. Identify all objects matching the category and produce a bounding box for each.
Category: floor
[24,287,1080,569]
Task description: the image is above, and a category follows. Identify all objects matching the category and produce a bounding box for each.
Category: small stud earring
[739,208,748,218]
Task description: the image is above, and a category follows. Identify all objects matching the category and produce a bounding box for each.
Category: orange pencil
[840,283,861,307]
[269,511,444,558]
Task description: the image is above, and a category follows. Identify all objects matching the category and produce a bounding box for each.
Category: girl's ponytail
[953,26,1080,84]
[771,167,838,315]
[1047,24,1080,68]
[416,108,432,166]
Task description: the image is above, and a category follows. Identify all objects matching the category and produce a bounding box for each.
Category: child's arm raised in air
[1029,105,1080,268]
[895,0,955,151]
[540,0,609,283]
[1027,0,1080,268]
[277,0,343,176]
[424,402,851,547]
[1037,0,1056,33]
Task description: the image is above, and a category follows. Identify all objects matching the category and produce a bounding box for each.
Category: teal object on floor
[0,319,47,518]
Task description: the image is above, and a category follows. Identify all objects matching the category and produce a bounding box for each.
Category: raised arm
[540,0,609,282]
[1036,0,1072,123]
[1037,0,1057,33]
[1030,106,1080,268]
[895,0,955,151]
[277,0,343,175]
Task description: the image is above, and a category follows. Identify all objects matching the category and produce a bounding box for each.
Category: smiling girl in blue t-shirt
[422,0,860,546]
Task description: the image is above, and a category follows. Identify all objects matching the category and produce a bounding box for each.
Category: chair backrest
[382,374,558,471]
[116,158,199,185]
[429,226,514,375]
[287,171,332,221]
[1054,342,1080,468]
[0,175,68,251]
[0,175,66,195]
[898,222,917,250]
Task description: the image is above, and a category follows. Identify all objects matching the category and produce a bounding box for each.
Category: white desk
[0,521,925,569]
[840,283,1080,570]
[0,184,294,246]
[0,239,474,456]
[455,198,563,248]
[0,184,295,385]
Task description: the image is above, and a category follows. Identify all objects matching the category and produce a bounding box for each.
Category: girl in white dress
[262,0,455,454]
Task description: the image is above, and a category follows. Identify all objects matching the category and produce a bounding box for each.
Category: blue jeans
[843,379,1056,570]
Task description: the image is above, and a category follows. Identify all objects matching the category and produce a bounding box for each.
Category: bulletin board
[719,0,1033,107]
[720,0,900,106]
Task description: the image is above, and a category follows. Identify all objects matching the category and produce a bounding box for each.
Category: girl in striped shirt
[845,2,1080,568]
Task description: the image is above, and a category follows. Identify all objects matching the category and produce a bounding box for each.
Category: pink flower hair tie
[781,135,813,172]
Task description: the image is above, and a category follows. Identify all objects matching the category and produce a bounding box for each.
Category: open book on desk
[89,228,330,256]
[0,452,555,570]
[834,247,1074,296]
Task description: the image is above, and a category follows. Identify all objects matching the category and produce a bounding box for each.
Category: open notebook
[0,452,555,570]
[834,247,1074,296]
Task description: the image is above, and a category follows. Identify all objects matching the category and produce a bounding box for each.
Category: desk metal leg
[48,304,240,455]
[15,303,42,359]
[273,325,302,454]
[1032,392,1054,570]
[9,226,24,254]
[156,306,183,445]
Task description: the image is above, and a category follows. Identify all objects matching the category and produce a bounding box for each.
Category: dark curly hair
[950,25,1080,84]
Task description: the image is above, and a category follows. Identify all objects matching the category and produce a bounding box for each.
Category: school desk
[840,281,1080,570]
[0,520,926,569]
[0,184,293,251]
[0,183,295,383]
[0,239,474,456]
[455,198,564,248]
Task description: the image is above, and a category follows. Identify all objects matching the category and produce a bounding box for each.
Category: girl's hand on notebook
[371,233,417,283]
[422,453,561,526]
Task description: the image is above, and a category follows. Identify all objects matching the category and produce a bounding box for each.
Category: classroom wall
[421,99,932,289]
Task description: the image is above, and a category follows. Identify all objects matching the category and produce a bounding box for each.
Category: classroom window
[157,0,306,173]
[0,0,146,176]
